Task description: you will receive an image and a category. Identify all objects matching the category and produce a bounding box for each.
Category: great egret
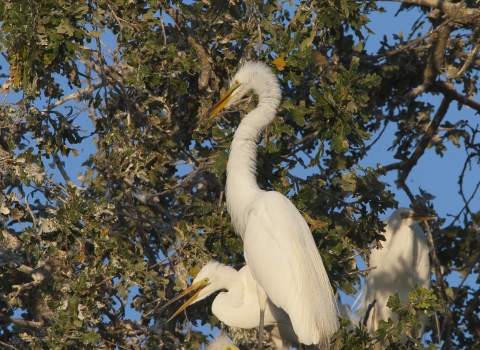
[204,61,339,349]
[206,331,239,350]
[163,261,298,349]
[360,208,436,341]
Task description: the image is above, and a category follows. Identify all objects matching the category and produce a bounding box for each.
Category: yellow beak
[201,81,241,123]
[161,279,209,321]
[410,213,437,221]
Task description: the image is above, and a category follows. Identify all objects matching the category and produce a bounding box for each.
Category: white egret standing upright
[163,261,298,349]
[206,331,239,350]
[204,61,339,349]
[360,208,436,340]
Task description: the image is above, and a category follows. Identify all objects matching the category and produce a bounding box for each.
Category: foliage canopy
[0,0,479,349]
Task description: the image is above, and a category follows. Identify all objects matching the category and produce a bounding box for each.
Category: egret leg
[256,284,268,350]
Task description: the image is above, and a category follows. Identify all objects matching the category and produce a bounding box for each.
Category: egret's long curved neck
[226,86,281,237]
[211,267,244,316]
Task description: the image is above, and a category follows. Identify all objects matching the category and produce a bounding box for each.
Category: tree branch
[391,0,480,26]
[42,81,103,113]
[164,7,215,91]
[431,81,480,112]
[404,24,452,102]
[286,173,359,211]
[398,97,452,183]
[455,42,480,80]
[8,317,44,328]
[359,26,436,62]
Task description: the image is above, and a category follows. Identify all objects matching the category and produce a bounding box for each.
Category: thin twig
[347,266,377,275]
[286,173,359,211]
[337,248,369,264]
[455,43,480,79]
[359,26,437,62]
[0,339,20,350]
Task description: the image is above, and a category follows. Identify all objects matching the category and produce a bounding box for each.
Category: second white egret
[360,207,436,341]
[164,261,298,349]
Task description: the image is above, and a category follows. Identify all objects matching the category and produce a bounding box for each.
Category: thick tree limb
[431,81,480,112]
[7,317,44,328]
[164,7,215,91]
[404,24,452,102]
[391,0,480,26]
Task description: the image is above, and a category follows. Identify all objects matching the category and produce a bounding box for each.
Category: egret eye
[203,278,209,284]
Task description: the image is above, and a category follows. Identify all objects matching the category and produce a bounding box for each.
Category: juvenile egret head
[386,208,437,228]
[381,208,437,249]
[206,332,239,350]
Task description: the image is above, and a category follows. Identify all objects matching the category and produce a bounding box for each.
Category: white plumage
[205,61,339,348]
[360,207,435,340]
[206,331,239,350]
[165,261,359,349]
[164,261,298,349]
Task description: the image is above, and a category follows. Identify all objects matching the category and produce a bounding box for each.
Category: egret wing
[242,191,338,346]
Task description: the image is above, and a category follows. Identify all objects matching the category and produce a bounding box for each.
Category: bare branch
[42,81,103,113]
[286,173,359,211]
[347,266,377,275]
[8,317,44,328]
[164,7,216,91]
[359,26,436,62]
[0,340,21,350]
[390,0,480,26]
[404,24,452,102]
[398,97,452,183]
[431,81,480,113]
[52,153,83,190]
[455,42,480,80]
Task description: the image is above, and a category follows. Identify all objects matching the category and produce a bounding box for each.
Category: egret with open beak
[161,277,210,321]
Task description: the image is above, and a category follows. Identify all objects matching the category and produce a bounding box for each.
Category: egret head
[202,61,280,122]
[387,207,437,228]
[162,261,233,321]
[206,331,239,350]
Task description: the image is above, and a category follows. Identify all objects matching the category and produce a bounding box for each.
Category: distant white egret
[203,61,339,349]
[163,261,298,349]
[360,208,436,340]
[206,331,239,350]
